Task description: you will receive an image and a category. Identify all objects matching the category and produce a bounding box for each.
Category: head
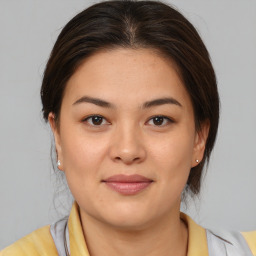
[41,0,219,227]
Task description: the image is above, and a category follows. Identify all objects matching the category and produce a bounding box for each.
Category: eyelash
[82,115,110,127]
[147,115,174,126]
[82,115,174,127]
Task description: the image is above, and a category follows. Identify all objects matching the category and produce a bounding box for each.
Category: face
[49,48,208,230]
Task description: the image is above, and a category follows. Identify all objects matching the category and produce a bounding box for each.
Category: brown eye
[83,115,108,126]
[153,116,164,125]
[91,116,103,125]
[148,116,173,126]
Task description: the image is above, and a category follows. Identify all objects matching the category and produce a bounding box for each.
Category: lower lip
[104,181,152,195]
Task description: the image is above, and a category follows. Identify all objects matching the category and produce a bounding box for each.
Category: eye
[147,115,174,126]
[82,115,109,126]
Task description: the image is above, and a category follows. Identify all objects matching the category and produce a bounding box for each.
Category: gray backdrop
[1,0,256,249]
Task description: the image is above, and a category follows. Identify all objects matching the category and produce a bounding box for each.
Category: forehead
[63,48,192,110]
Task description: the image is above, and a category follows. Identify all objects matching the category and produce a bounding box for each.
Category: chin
[96,205,158,231]
[104,216,153,231]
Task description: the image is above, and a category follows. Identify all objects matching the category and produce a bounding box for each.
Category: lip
[102,174,153,195]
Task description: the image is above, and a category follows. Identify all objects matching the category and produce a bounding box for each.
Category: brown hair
[41,0,219,195]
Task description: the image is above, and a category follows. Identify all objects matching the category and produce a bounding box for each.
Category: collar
[67,202,208,256]
[68,202,90,255]
[180,212,209,256]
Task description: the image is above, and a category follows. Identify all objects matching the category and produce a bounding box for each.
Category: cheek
[152,131,194,167]
[150,129,195,190]
[60,131,110,205]
[60,126,109,180]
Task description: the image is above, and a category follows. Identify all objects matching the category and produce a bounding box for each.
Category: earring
[57,160,61,167]
[196,159,199,163]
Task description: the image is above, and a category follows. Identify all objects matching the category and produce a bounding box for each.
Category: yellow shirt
[1,202,256,255]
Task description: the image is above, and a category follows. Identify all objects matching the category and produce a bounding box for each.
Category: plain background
[0,0,256,250]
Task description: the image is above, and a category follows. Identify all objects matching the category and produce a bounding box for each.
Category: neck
[79,208,188,256]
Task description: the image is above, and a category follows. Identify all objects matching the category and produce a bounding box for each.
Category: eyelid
[82,115,110,126]
[146,115,175,126]
[81,114,174,127]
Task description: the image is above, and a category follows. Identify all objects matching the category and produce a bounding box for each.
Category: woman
[1,0,255,255]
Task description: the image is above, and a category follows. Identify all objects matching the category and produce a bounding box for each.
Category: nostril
[110,141,147,164]
[114,155,141,163]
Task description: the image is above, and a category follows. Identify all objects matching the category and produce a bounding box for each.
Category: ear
[191,120,210,167]
[48,112,64,171]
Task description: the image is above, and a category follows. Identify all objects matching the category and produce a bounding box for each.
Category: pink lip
[102,174,153,195]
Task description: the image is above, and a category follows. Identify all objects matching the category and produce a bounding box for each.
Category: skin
[49,48,209,256]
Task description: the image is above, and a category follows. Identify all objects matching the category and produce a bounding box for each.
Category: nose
[109,123,146,165]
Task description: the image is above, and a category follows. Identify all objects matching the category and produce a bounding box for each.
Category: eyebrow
[73,96,182,109]
[142,97,182,108]
[73,96,114,108]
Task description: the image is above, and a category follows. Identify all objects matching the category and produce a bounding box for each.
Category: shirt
[1,202,256,255]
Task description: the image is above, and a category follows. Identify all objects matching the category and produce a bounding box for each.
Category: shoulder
[242,230,256,255]
[0,225,58,256]
[207,229,256,255]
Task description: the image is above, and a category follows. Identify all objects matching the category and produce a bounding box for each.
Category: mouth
[102,174,154,195]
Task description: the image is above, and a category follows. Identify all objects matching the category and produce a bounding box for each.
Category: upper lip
[103,174,153,183]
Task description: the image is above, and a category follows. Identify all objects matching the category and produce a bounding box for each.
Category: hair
[41,0,219,196]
